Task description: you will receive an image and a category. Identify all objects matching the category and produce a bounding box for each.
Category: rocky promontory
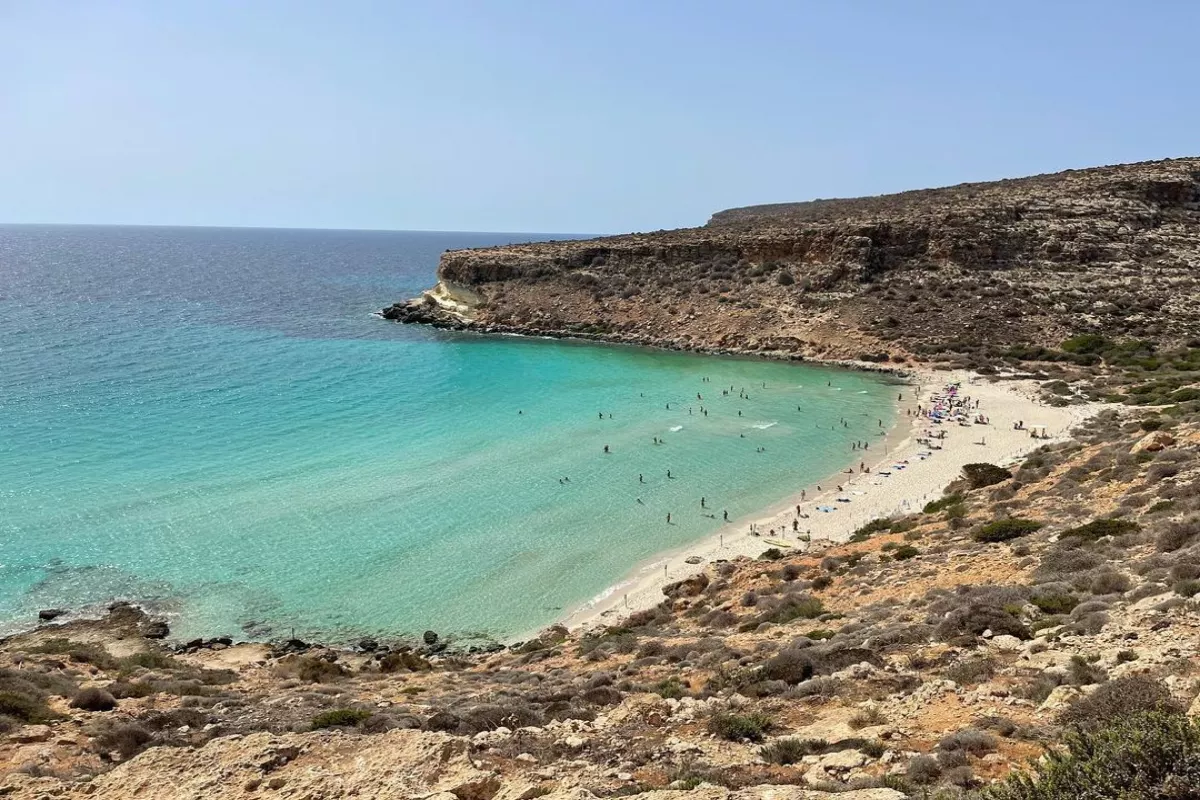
[384,157,1200,365]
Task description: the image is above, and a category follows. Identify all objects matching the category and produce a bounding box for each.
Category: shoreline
[377,304,914,378]
[4,346,1093,654]
[556,368,1100,635]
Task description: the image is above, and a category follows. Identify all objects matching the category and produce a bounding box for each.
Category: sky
[1,1,1198,234]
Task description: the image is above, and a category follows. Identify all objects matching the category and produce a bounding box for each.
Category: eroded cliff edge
[384,157,1200,364]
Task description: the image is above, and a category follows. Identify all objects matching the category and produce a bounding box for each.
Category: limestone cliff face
[385,158,1200,362]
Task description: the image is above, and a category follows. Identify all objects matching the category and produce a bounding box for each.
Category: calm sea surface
[0,225,898,642]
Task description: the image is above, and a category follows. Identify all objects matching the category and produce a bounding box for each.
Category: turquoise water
[0,225,898,643]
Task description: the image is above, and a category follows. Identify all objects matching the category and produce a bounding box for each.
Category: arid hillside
[384,158,1200,364]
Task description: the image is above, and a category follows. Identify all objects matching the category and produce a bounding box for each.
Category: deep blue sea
[0,225,897,643]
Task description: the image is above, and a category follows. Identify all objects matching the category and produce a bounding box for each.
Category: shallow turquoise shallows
[0,225,899,643]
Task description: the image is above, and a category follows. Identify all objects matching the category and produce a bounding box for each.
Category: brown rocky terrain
[5,399,1200,798]
[383,157,1200,365]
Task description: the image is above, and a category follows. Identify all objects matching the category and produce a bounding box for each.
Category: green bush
[1061,334,1112,356]
[760,548,784,561]
[762,595,825,624]
[0,691,55,723]
[892,544,920,561]
[708,711,774,742]
[1031,592,1079,615]
[924,493,965,514]
[654,677,687,699]
[850,518,892,542]
[118,651,176,672]
[1061,518,1140,541]
[1174,579,1200,598]
[311,708,372,730]
[760,737,821,764]
[975,518,1043,543]
[962,463,1012,489]
[987,711,1200,799]
[1060,674,1178,731]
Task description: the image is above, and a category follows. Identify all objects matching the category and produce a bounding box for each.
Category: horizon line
[0,220,608,238]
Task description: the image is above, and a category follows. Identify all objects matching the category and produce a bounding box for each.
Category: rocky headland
[384,157,1200,365]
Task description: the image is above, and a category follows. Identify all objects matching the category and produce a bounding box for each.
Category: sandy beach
[560,368,1099,634]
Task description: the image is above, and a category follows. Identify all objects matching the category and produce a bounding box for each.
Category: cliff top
[707,157,1200,228]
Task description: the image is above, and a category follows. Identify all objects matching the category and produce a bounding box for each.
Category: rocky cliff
[384,158,1200,364]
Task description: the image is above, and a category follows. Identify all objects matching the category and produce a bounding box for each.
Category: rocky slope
[383,158,1200,363]
[5,398,1200,798]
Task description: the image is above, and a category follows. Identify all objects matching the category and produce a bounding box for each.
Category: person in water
[603,445,609,453]
[667,470,674,479]
[639,473,644,483]
[700,496,706,508]
[723,510,728,521]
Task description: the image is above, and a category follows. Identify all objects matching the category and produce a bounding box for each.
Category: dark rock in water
[185,638,205,650]
[140,620,170,639]
[424,642,447,655]
[38,608,66,622]
[423,630,439,645]
[209,636,233,647]
[359,637,379,652]
[281,638,310,653]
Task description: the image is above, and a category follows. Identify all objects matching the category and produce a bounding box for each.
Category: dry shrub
[70,688,117,712]
[1059,674,1181,731]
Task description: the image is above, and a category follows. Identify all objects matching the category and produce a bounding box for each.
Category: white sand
[559,369,1099,634]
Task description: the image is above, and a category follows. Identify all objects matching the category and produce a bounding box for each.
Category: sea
[0,225,899,644]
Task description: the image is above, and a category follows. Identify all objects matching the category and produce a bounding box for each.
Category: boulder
[816,748,867,770]
[1038,685,1083,713]
[141,620,170,639]
[38,608,66,622]
[12,725,52,743]
[988,634,1024,652]
[424,630,440,645]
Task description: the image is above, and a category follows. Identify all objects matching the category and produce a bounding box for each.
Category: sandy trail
[559,368,1098,635]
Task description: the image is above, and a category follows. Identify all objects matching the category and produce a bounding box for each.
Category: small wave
[668,425,683,432]
[751,422,777,430]
[858,390,869,394]
[585,578,635,607]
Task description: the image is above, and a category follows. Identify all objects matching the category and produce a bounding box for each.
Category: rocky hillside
[384,158,1200,364]
[5,399,1200,798]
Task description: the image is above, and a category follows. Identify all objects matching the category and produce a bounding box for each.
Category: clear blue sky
[2,1,1197,233]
